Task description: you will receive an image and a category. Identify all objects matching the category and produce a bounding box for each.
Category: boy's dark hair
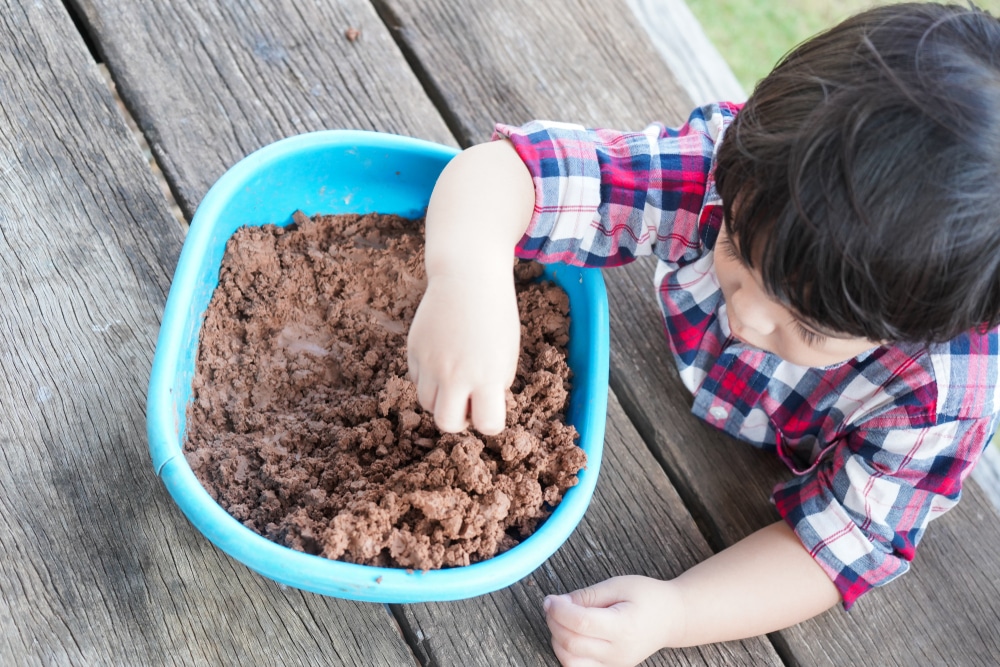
[714,2,1000,344]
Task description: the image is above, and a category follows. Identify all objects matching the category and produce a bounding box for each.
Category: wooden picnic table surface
[2,0,999,664]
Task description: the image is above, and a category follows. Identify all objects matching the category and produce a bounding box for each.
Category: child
[406,3,1000,665]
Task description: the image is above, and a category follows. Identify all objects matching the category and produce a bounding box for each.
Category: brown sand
[184,212,585,569]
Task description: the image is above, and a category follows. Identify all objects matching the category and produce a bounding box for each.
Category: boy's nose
[730,289,776,336]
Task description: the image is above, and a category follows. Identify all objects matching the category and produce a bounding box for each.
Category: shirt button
[709,406,729,420]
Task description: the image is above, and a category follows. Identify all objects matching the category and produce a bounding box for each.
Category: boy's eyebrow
[794,315,853,340]
[718,229,751,264]
[793,318,830,339]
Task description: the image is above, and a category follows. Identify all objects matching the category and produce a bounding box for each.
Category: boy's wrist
[656,578,690,650]
[424,249,515,283]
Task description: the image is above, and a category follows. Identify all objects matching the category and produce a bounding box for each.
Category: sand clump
[184,211,586,569]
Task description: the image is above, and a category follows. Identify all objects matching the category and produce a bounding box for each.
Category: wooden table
[3,1,999,664]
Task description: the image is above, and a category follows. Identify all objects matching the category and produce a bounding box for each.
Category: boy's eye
[793,320,826,346]
[719,233,744,263]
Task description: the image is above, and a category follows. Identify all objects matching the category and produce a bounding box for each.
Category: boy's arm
[407,140,534,434]
[544,520,840,666]
[410,108,734,434]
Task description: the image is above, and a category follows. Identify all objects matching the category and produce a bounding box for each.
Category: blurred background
[686,0,1000,92]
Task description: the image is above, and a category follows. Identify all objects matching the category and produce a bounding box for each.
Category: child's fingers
[566,578,629,610]
[550,639,607,667]
[544,594,621,642]
[431,384,471,433]
[546,610,613,665]
[414,377,432,409]
[416,375,468,432]
[405,354,417,384]
[415,374,437,414]
[470,385,506,435]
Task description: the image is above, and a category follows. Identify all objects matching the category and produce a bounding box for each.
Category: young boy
[407,3,1000,665]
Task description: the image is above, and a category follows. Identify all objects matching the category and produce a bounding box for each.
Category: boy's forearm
[406,140,535,434]
[423,140,535,280]
[669,520,840,647]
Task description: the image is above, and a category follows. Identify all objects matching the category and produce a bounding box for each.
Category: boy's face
[713,224,882,367]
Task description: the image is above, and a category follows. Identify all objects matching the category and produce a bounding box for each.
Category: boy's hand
[407,271,520,435]
[542,523,843,662]
[543,576,681,667]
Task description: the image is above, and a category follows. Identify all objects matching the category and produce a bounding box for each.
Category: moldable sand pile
[185,212,585,569]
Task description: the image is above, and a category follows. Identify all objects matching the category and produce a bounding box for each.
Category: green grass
[686,0,1000,91]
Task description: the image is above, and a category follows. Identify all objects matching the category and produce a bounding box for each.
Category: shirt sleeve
[492,102,741,269]
[771,415,996,609]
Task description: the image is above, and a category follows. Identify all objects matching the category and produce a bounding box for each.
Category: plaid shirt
[495,103,1000,608]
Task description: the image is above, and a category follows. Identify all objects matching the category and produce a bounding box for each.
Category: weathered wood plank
[371,0,694,145]
[373,0,1000,664]
[394,393,781,666]
[0,1,414,664]
[68,0,456,219]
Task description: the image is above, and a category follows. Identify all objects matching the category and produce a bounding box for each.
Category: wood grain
[371,0,695,144]
[68,0,456,220]
[0,1,414,664]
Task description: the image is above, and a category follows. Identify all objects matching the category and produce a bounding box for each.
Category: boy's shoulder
[890,327,1000,422]
[676,101,743,143]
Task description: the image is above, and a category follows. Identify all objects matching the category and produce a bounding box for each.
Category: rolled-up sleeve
[772,415,996,608]
[493,102,740,269]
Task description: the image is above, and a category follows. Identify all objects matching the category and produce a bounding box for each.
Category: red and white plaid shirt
[495,103,1000,608]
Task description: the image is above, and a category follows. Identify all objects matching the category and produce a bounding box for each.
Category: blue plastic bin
[146,130,609,602]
